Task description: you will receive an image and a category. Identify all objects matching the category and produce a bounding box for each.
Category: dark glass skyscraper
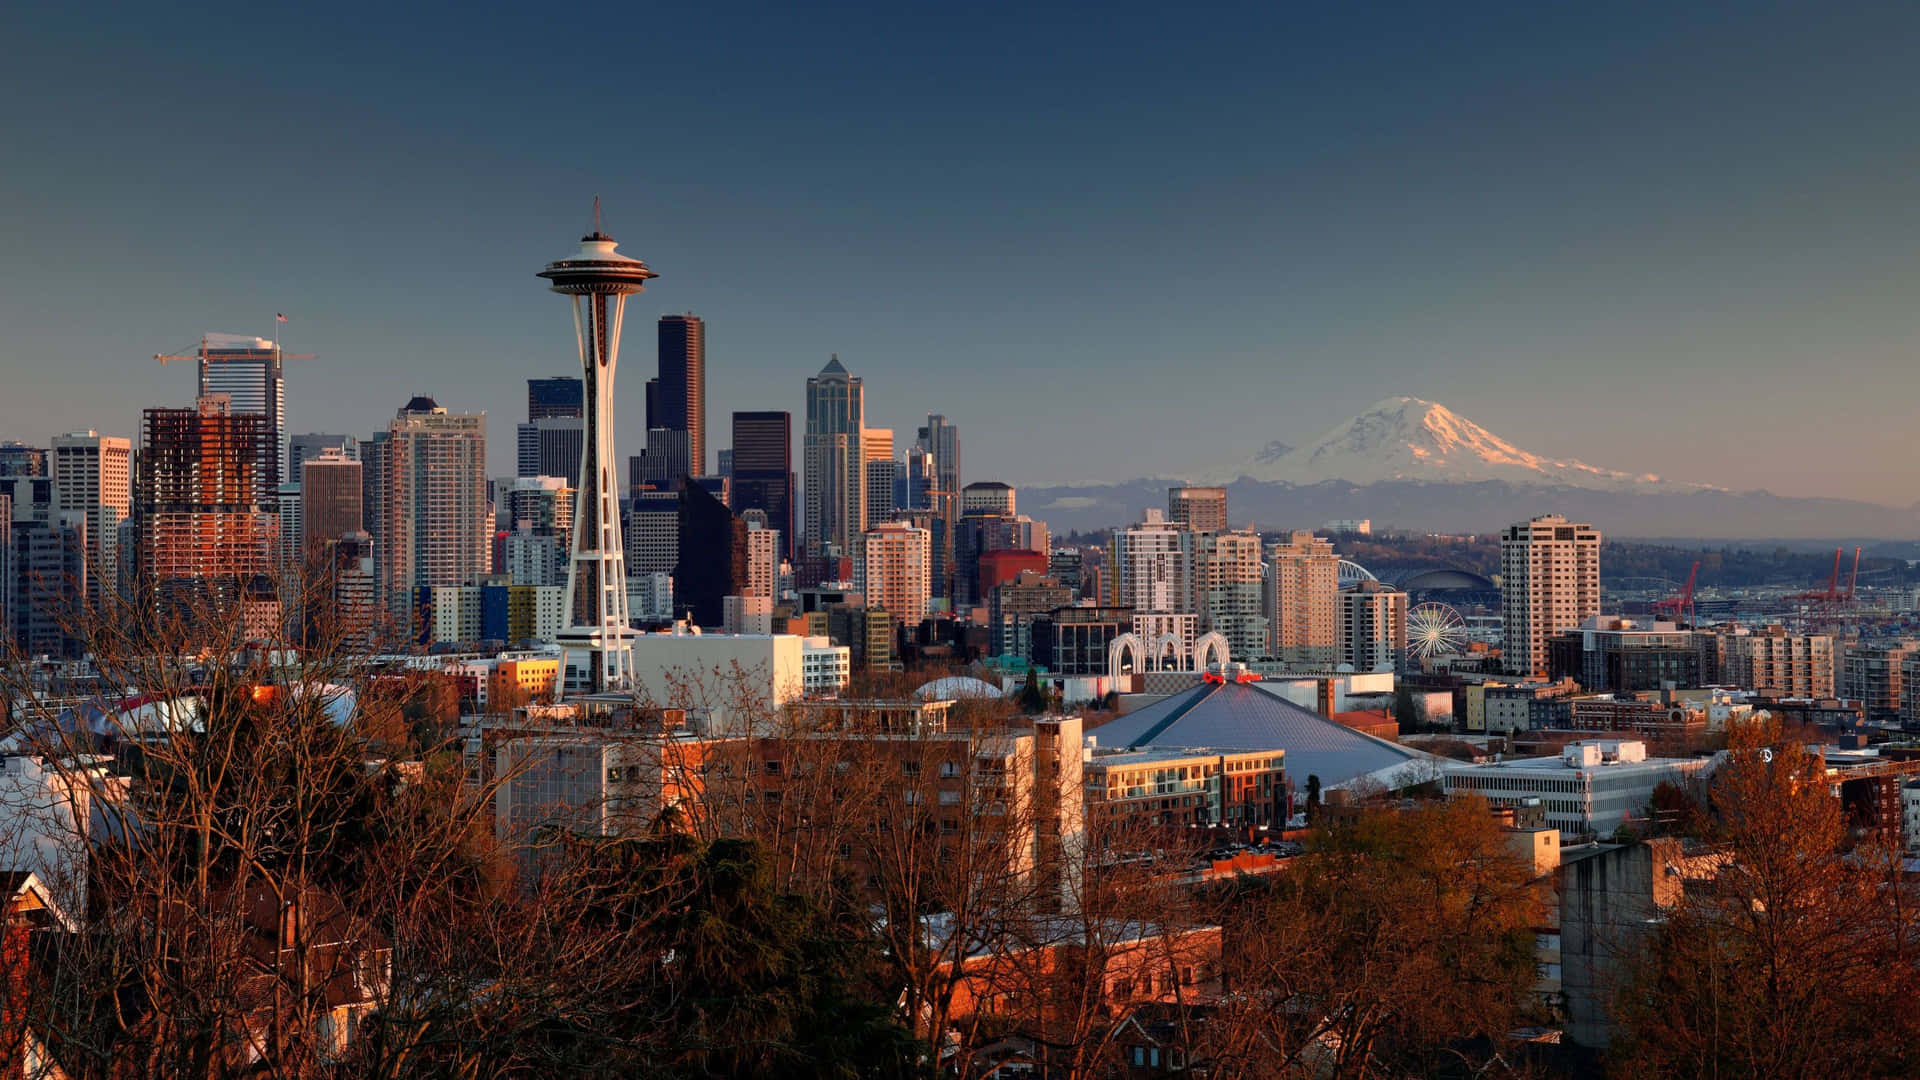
[675,480,745,629]
[656,314,706,476]
[527,376,584,420]
[731,410,793,561]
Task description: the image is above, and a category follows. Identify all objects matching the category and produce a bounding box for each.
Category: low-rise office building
[1443,739,1708,838]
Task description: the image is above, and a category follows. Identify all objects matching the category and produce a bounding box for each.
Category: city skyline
[7,4,1920,503]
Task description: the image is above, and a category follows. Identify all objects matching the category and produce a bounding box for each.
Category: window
[763,760,781,776]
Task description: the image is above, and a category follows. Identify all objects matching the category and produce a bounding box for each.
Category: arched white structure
[1152,633,1186,671]
[1337,559,1377,589]
[1193,632,1231,670]
[1109,629,1234,676]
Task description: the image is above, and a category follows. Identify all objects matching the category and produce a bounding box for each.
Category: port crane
[1652,560,1699,623]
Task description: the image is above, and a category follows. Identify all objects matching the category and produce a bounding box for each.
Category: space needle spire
[539,209,658,695]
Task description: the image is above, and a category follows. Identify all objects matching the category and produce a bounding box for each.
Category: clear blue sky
[4,2,1918,502]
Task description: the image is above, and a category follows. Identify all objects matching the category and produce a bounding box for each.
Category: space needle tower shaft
[538,213,658,695]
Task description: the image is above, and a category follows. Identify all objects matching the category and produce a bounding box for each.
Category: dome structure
[1086,679,1440,790]
[914,676,1005,701]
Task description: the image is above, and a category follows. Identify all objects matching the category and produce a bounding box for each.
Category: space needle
[539,208,657,695]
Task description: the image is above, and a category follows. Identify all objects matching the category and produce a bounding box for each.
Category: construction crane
[1653,560,1699,623]
[154,334,315,365]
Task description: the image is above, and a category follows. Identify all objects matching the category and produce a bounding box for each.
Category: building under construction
[137,394,273,604]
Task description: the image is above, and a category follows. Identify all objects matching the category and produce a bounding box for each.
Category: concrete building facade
[1501,515,1601,678]
[1266,530,1338,665]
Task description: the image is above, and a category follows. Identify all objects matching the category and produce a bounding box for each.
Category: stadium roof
[1086,680,1436,790]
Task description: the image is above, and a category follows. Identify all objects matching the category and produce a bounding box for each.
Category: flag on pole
[276,313,288,323]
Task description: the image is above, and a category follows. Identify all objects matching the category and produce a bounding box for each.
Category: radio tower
[538,205,658,694]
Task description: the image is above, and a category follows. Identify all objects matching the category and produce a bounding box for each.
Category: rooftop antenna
[593,195,603,237]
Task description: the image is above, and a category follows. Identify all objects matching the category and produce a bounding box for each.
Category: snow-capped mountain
[1020,395,1916,537]
[1216,397,1717,494]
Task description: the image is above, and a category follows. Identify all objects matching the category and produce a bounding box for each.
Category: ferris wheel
[1407,602,1469,660]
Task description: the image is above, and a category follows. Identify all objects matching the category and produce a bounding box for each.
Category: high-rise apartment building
[744,522,780,600]
[858,521,932,625]
[1341,580,1408,674]
[527,376,584,420]
[1106,510,1194,615]
[288,433,358,485]
[49,431,130,600]
[1501,514,1602,678]
[300,447,363,550]
[1266,530,1338,665]
[656,315,706,475]
[804,356,864,557]
[197,335,287,492]
[138,395,273,596]
[1194,529,1266,660]
[731,411,793,562]
[1168,487,1228,533]
[363,396,490,619]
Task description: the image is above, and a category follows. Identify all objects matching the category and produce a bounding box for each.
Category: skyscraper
[1266,530,1338,664]
[288,433,358,484]
[675,480,746,628]
[138,394,273,598]
[731,410,793,561]
[516,417,585,485]
[804,356,864,558]
[657,314,706,476]
[49,431,130,600]
[301,447,363,548]
[363,396,490,620]
[1168,487,1228,533]
[630,427,692,492]
[539,225,657,694]
[1501,514,1601,678]
[916,414,960,598]
[527,376,584,420]
[197,334,287,492]
[863,427,896,529]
